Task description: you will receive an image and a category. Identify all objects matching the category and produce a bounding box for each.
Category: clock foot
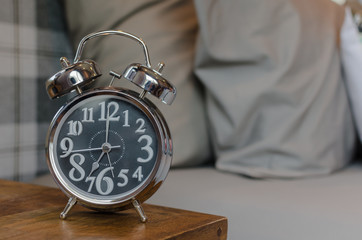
[60,197,77,220]
[132,199,147,223]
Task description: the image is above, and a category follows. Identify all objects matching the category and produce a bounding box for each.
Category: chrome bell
[123,62,176,105]
[46,30,176,104]
[46,57,101,99]
[70,29,176,105]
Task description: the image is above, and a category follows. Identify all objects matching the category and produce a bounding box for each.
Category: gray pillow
[64,0,211,167]
[193,0,355,178]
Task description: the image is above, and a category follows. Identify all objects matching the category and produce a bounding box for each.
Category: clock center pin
[102,143,112,153]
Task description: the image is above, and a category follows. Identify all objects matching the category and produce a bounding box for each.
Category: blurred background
[0,0,71,181]
[1,0,362,182]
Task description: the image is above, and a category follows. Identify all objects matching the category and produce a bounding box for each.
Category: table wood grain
[0,179,227,239]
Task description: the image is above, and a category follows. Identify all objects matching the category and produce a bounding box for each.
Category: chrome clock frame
[45,87,172,222]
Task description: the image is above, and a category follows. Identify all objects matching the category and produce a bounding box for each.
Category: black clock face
[51,93,159,201]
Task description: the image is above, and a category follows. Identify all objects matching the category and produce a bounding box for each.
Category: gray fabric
[64,0,211,167]
[0,0,71,181]
[33,164,362,239]
[194,0,356,178]
[147,165,362,240]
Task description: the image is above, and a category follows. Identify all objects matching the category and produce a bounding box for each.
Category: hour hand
[88,152,105,177]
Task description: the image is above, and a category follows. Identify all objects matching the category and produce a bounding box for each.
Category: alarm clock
[45,30,176,222]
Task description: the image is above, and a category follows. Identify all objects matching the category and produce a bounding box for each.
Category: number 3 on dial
[137,135,153,163]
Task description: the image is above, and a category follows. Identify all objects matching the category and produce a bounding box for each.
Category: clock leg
[132,199,147,223]
[60,197,77,220]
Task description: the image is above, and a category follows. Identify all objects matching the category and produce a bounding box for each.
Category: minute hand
[105,104,111,144]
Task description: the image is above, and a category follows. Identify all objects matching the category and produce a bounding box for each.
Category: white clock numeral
[86,167,145,194]
[60,137,74,158]
[135,118,146,134]
[99,101,120,121]
[95,167,114,195]
[132,166,144,182]
[123,110,130,127]
[82,107,94,122]
[86,167,115,195]
[99,101,106,120]
[137,135,154,163]
[67,120,83,136]
[117,169,129,187]
[69,153,85,182]
[85,176,96,192]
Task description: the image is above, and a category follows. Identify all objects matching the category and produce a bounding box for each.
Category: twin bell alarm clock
[45,30,176,222]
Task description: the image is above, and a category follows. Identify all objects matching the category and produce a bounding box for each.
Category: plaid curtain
[0,0,72,181]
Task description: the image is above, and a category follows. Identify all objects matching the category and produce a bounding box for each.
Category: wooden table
[0,179,227,239]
